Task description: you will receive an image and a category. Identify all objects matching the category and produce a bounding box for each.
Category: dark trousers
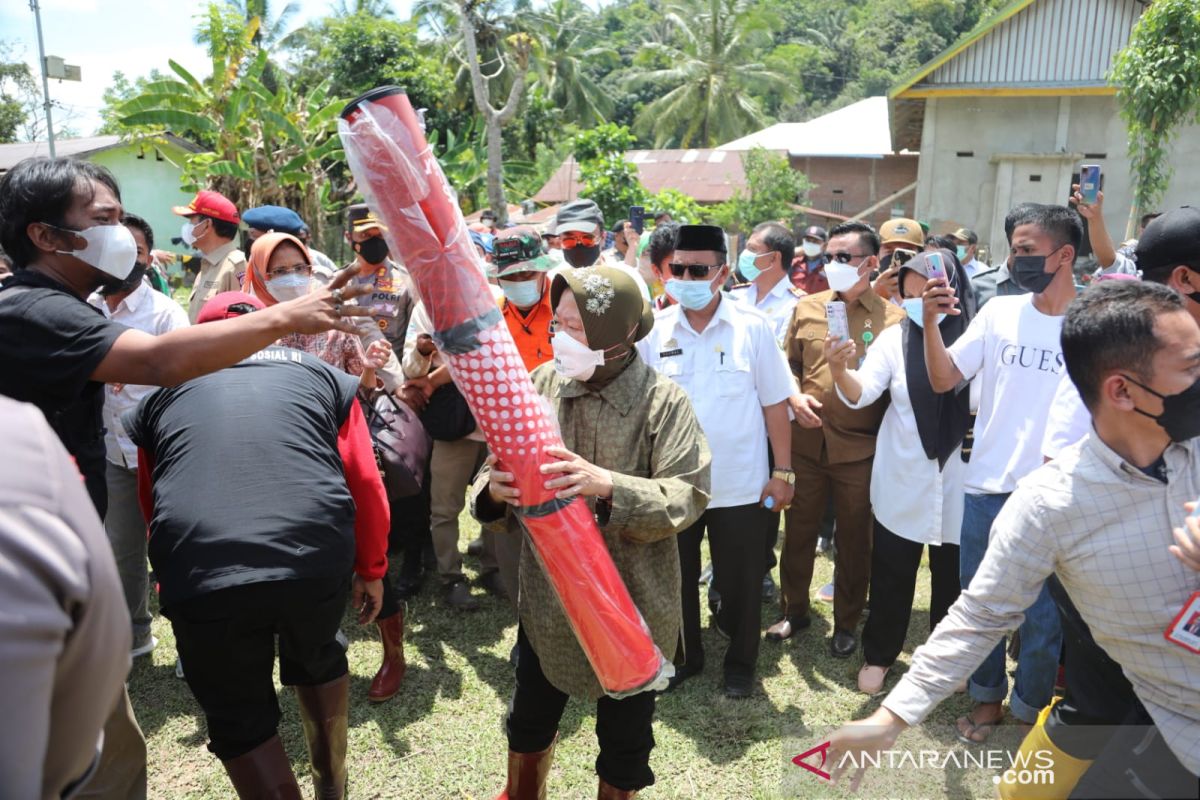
[163,576,349,761]
[506,626,656,792]
[389,467,432,557]
[678,504,769,678]
[1044,575,1138,759]
[1070,704,1198,799]
[781,448,874,631]
[861,519,960,667]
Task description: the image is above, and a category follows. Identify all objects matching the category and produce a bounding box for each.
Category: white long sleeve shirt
[836,324,964,546]
[884,433,1200,777]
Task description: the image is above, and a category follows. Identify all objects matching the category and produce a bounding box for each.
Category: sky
[1,0,417,138]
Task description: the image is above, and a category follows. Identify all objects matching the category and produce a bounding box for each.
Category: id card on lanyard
[1164,590,1200,654]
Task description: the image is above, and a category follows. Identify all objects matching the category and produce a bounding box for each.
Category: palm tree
[628,0,792,148]
[526,0,615,126]
[331,0,397,17]
[225,0,300,47]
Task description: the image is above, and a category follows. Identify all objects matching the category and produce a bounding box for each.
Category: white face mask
[825,260,864,292]
[802,241,823,258]
[266,273,311,301]
[181,220,201,247]
[552,329,606,382]
[55,223,138,280]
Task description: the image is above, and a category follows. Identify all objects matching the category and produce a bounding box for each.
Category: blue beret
[242,205,306,235]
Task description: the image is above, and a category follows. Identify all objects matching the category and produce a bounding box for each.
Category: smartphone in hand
[629,205,645,234]
[926,251,947,283]
[826,300,850,342]
[1079,164,1101,205]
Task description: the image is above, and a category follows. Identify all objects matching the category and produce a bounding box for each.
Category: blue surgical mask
[738,250,768,282]
[902,297,944,328]
[499,278,542,308]
[666,277,718,311]
[956,245,969,262]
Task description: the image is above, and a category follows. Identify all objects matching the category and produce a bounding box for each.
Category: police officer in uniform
[638,224,795,699]
[342,203,424,704]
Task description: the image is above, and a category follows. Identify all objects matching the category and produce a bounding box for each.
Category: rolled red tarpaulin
[339,87,670,696]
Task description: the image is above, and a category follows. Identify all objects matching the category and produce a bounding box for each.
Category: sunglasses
[827,252,871,264]
[891,249,917,266]
[668,262,722,279]
[560,232,598,248]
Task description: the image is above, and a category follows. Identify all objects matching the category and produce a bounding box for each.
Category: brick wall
[791,154,919,230]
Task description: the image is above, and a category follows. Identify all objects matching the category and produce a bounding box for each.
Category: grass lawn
[133,512,1019,799]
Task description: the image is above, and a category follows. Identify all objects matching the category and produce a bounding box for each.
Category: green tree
[1111,0,1200,232]
[526,0,616,126]
[116,4,349,242]
[627,0,792,147]
[285,12,457,131]
[331,0,397,17]
[573,122,648,224]
[647,188,703,224]
[710,147,809,234]
[97,70,168,135]
[225,0,299,46]
[0,58,34,143]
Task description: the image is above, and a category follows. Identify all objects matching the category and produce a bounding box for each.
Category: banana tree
[117,14,349,242]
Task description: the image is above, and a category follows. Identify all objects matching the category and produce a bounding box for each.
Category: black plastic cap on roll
[340,85,407,121]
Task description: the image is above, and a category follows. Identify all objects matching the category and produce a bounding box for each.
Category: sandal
[955,705,1004,744]
[857,664,889,696]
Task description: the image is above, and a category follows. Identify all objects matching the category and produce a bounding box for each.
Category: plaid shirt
[884,432,1200,776]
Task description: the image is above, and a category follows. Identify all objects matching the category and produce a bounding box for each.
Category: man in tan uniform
[173,190,246,323]
[0,396,135,799]
[769,220,905,659]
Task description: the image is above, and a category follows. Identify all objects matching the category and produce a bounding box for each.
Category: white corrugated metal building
[890,0,1195,261]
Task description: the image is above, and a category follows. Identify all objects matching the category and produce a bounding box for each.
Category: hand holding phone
[629,205,645,235]
[925,251,947,283]
[826,300,850,342]
[1079,165,1101,206]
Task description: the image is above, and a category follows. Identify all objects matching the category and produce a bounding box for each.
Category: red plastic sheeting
[339,87,669,696]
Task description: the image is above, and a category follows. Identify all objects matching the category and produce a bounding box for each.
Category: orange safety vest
[502,291,554,373]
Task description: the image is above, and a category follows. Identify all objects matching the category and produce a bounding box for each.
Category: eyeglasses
[668,262,722,279]
[560,232,598,248]
[266,263,313,279]
[891,249,917,266]
[827,252,871,264]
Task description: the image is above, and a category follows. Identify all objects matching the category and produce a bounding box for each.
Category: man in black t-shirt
[126,318,389,797]
[0,157,376,517]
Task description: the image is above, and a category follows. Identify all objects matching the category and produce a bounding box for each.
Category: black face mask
[98,262,147,296]
[1010,245,1064,294]
[355,236,389,265]
[1123,373,1200,442]
[563,244,600,269]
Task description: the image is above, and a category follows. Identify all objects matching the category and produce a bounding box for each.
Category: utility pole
[30,0,55,157]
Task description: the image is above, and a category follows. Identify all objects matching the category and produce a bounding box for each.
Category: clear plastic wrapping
[339,87,671,696]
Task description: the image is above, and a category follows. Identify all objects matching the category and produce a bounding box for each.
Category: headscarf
[244,231,312,306]
[897,249,977,469]
[550,265,654,389]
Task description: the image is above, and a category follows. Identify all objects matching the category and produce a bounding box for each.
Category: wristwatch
[771,467,795,485]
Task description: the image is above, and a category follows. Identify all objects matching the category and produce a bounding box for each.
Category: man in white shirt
[638,224,795,699]
[89,213,189,658]
[948,227,988,279]
[830,280,1200,797]
[730,222,806,347]
[920,204,1080,739]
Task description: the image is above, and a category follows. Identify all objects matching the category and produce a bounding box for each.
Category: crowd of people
[0,150,1198,800]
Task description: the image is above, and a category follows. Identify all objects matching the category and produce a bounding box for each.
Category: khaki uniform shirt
[471,357,711,698]
[787,287,905,464]
[187,241,246,324]
[0,398,130,799]
[346,260,414,393]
